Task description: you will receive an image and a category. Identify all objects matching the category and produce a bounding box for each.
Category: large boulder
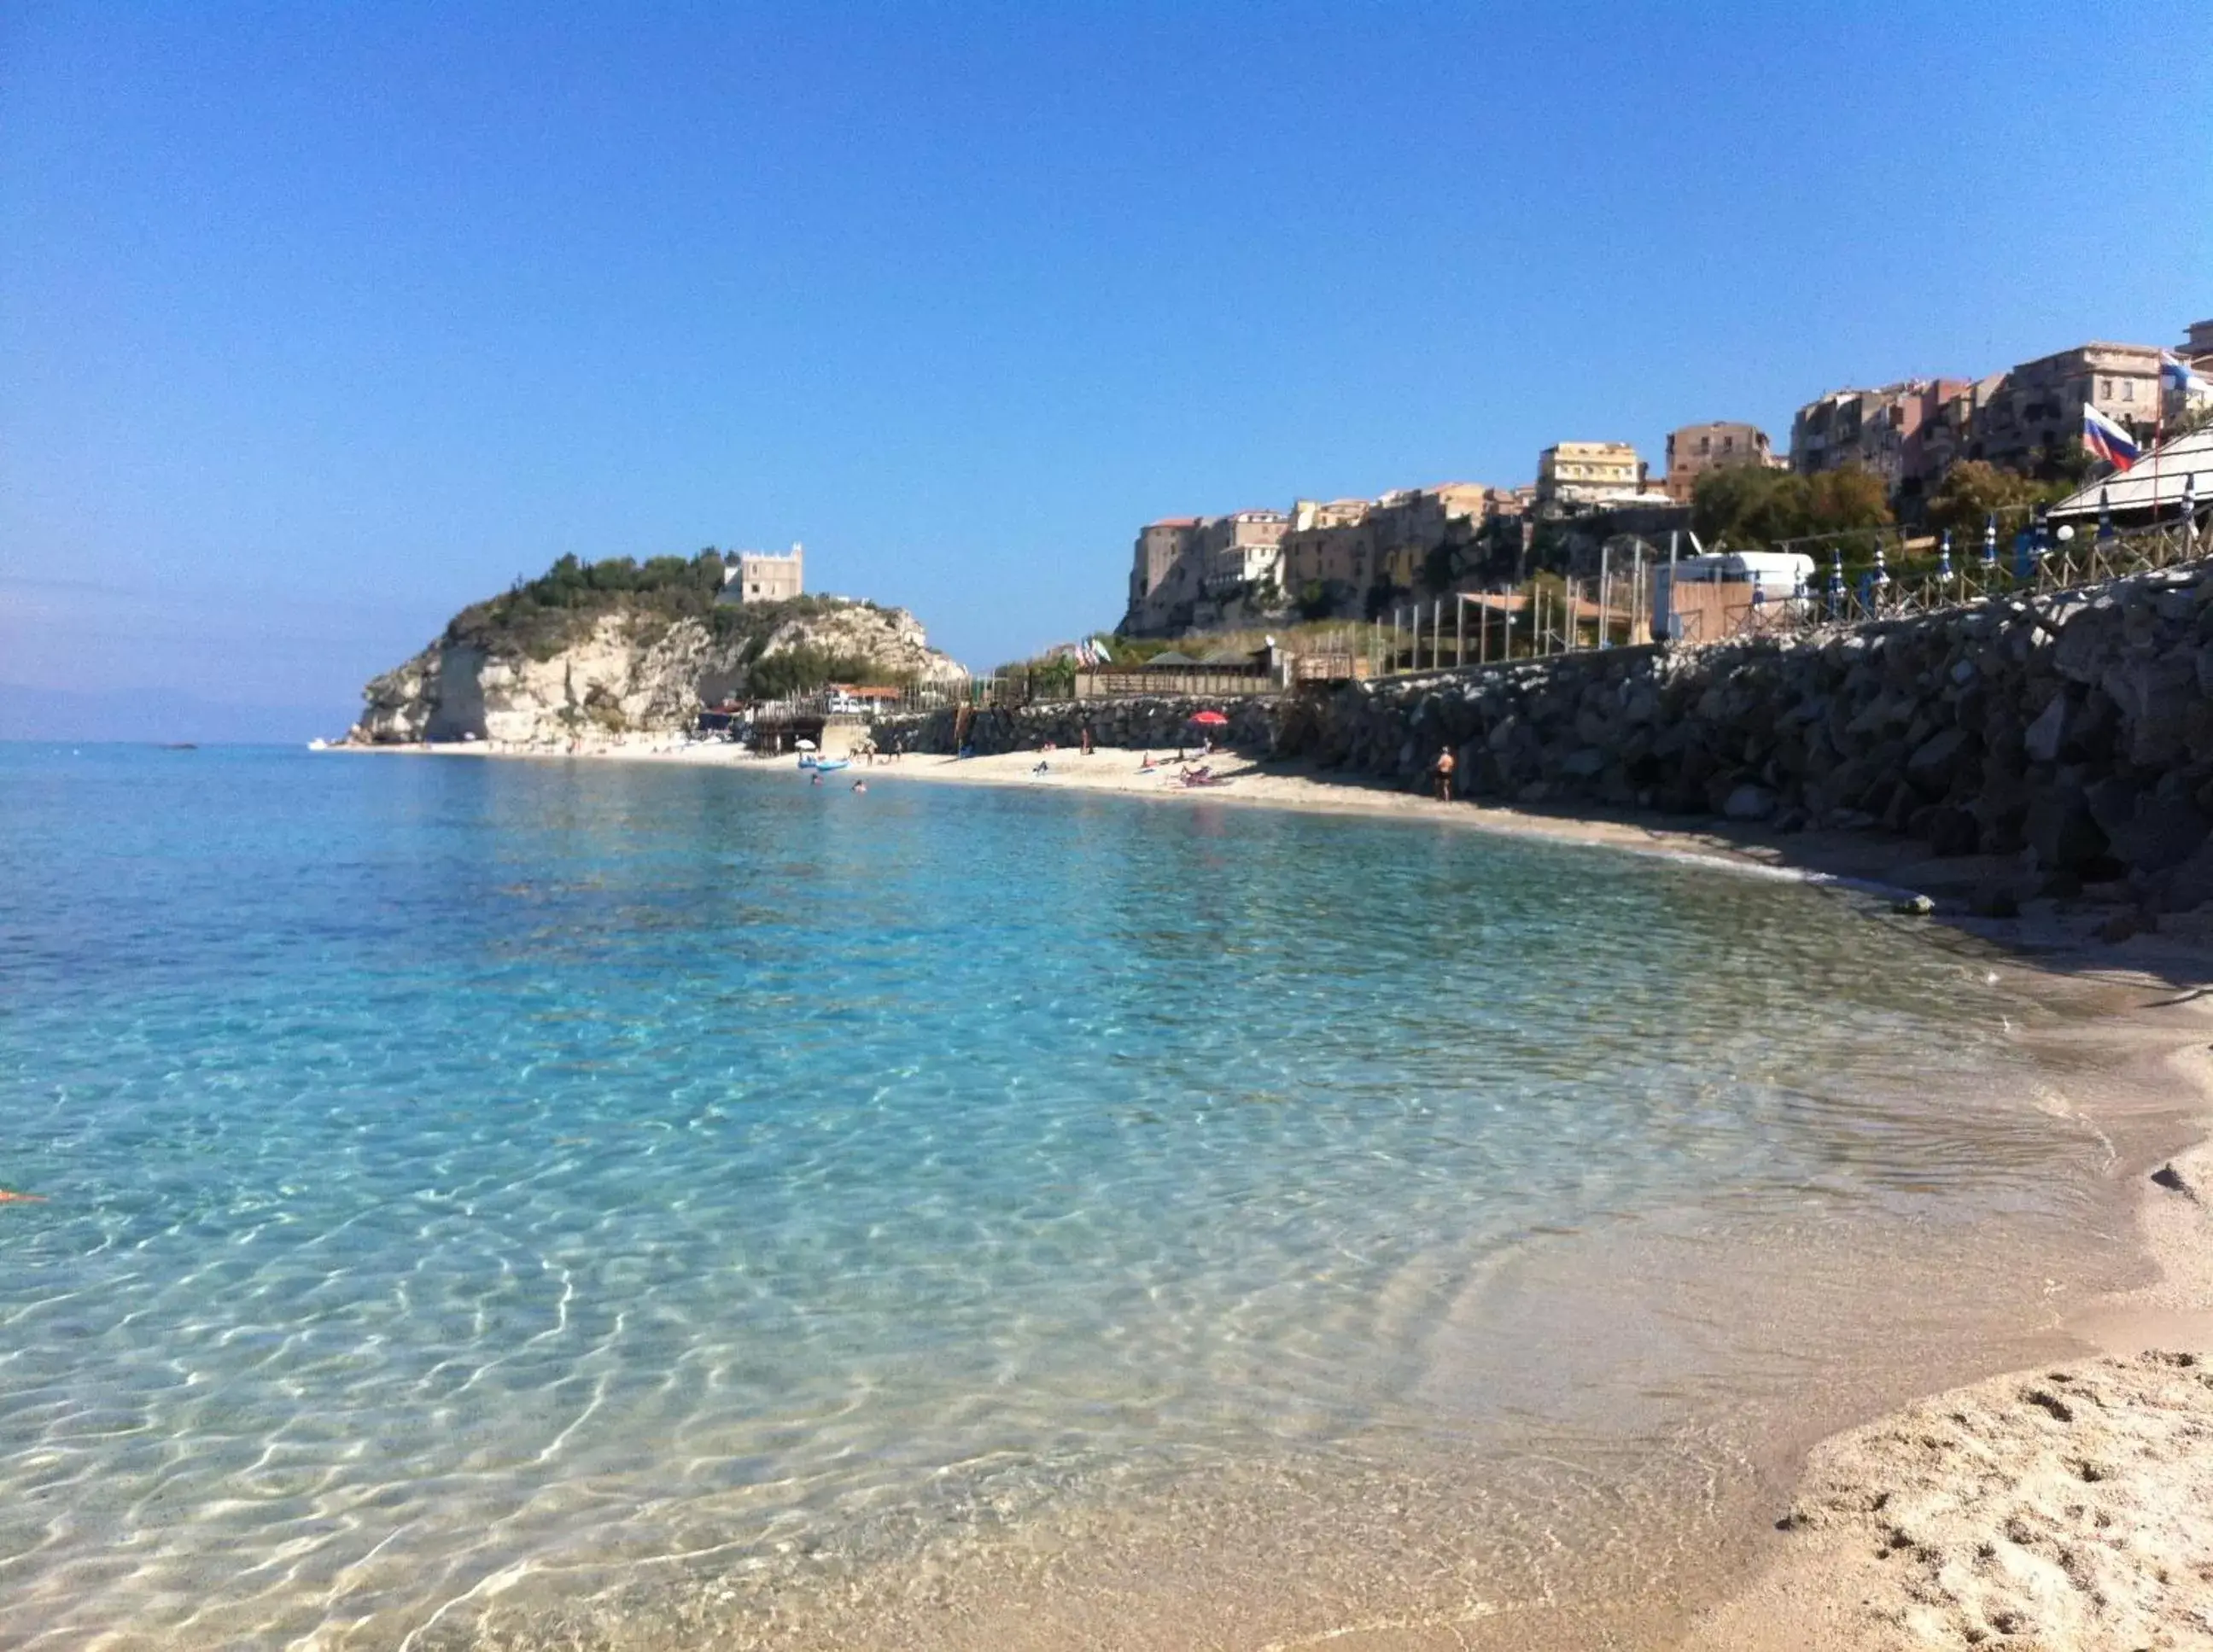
[2027,786,2110,873]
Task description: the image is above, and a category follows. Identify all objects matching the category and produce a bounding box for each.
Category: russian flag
[2083,403,2141,472]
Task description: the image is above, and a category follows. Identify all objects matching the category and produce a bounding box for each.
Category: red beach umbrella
[1188,709,1229,727]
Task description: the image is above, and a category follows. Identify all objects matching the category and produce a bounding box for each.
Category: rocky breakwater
[350,563,966,748]
[1279,563,2213,912]
[879,695,1279,756]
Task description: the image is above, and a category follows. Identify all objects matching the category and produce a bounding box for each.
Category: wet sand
[337,738,2213,1649]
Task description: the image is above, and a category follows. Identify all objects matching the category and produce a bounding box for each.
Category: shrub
[746,645,882,700]
[440,550,879,666]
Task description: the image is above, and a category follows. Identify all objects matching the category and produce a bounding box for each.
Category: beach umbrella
[1188,709,1229,727]
[795,738,817,750]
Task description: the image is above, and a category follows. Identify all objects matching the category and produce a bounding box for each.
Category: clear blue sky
[3,3,2209,738]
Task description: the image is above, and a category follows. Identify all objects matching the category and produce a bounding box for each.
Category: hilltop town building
[1124,511,1291,632]
[1277,499,1377,603]
[1123,483,1511,633]
[1133,517,1204,619]
[1197,510,1291,598]
[1661,423,1777,501]
[1370,484,1498,588]
[721,543,805,604]
[1968,342,2162,476]
[1275,486,1505,610]
[1789,381,1971,493]
[1535,442,1650,512]
[1117,317,2208,640]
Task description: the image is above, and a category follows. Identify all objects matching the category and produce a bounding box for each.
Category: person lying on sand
[1138,752,1158,772]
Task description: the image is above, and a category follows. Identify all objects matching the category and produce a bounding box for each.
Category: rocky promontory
[348,552,966,746]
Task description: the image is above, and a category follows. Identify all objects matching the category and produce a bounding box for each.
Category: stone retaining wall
[887,565,2213,912]
[877,696,1279,756]
[1280,563,2213,909]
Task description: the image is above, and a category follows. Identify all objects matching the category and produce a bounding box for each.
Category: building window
[2122,379,2134,402]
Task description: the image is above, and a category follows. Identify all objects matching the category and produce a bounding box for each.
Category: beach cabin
[824,684,906,719]
[1652,551,1815,643]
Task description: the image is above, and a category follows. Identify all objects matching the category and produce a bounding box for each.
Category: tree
[1691,461,1894,548]
[1691,464,1813,546]
[1924,461,2049,540]
[1805,464,1894,534]
[745,645,880,700]
[2031,441,2096,487]
[2170,400,2213,440]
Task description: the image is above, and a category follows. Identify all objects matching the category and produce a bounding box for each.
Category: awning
[2048,428,2213,517]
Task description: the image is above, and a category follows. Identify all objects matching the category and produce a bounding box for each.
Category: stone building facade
[1278,498,1378,599]
[1789,382,1969,493]
[1121,483,1514,633]
[1197,510,1291,598]
[1968,343,2163,476]
[1124,518,1206,634]
[1661,422,1777,501]
[1535,441,1646,511]
[1124,511,1293,633]
[721,544,805,604]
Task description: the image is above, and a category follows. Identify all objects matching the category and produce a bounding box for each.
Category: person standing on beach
[1433,745,1456,803]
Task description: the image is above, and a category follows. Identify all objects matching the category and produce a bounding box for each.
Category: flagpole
[2152,355,2165,542]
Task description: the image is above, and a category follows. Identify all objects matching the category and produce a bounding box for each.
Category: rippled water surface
[0,746,2131,1648]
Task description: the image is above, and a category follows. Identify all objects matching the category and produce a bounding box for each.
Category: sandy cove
[341,735,2213,1649]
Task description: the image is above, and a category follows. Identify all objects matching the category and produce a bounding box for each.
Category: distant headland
[345,548,967,747]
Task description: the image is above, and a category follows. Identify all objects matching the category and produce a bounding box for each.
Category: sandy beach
[339,735,2213,1649]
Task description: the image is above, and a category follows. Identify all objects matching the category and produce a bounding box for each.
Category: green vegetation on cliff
[1690,461,1894,549]
[441,550,877,673]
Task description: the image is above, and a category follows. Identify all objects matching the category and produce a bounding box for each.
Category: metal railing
[1749,511,2212,635]
[1354,511,2213,677]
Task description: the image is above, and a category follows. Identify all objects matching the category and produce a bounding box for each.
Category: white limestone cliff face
[768,602,961,683]
[351,602,966,746]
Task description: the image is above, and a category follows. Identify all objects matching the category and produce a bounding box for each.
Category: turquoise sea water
[0,747,2128,1648]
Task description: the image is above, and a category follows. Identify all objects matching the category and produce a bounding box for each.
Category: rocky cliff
[352,581,966,747]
